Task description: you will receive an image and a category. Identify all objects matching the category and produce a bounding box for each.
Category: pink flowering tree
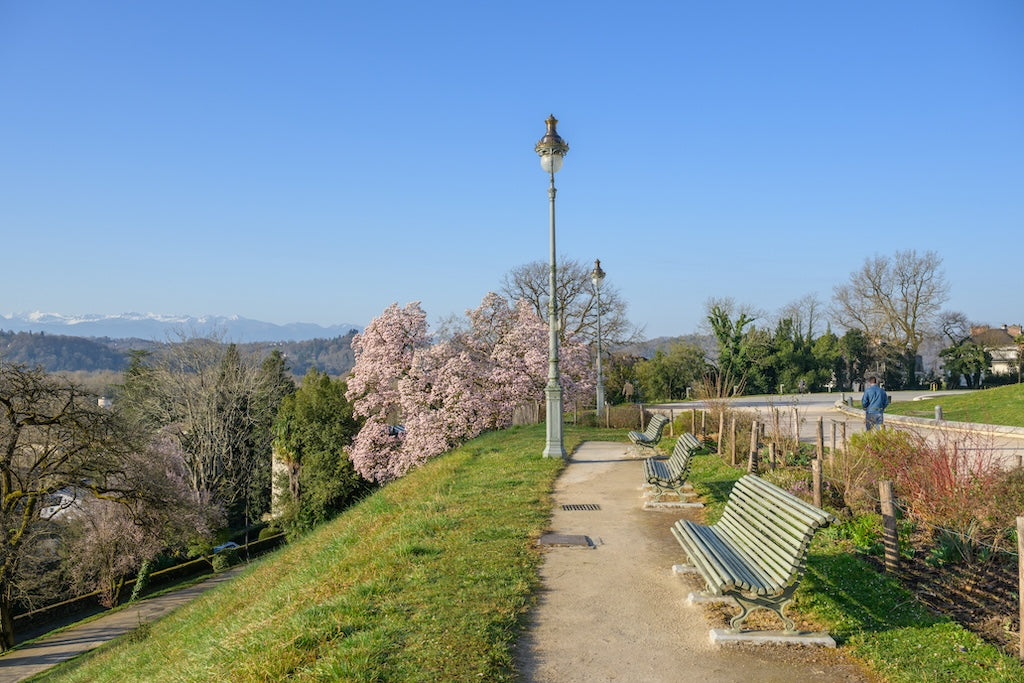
[347,295,596,484]
[489,299,594,416]
[61,434,221,607]
[345,302,430,483]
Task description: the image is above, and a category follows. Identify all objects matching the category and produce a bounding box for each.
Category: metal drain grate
[562,503,601,511]
[538,533,595,547]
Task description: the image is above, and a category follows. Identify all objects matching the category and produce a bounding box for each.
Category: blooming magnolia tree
[346,302,430,482]
[346,295,594,484]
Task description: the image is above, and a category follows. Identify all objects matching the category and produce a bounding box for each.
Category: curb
[834,403,1024,441]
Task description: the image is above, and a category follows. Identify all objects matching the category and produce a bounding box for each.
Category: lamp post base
[543,382,567,459]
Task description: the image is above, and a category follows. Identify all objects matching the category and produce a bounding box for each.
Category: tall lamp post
[535,114,569,459]
[591,259,606,417]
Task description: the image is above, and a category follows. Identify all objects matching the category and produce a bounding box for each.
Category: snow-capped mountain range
[0,312,362,343]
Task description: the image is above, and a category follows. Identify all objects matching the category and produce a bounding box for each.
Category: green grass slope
[40,426,568,682]
[887,383,1024,427]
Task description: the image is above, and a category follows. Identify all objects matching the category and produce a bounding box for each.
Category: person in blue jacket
[861,375,890,431]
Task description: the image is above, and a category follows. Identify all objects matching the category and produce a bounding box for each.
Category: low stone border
[835,402,1024,441]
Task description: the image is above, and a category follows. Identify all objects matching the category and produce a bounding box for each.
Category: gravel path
[513,441,875,683]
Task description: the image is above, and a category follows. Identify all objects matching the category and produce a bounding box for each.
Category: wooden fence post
[816,417,824,461]
[690,407,697,434]
[880,480,899,572]
[716,413,724,454]
[768,441,777,470]
[747,420,759,473]
[639,404,645,430]
[669,409,675,437]
[792,407,800,445]
[1018,517,1024,660]
[729,415,737,467]
[700,409,707,442]
[830,421,837,467]
[812,458,822,508]
[840,421,847,454]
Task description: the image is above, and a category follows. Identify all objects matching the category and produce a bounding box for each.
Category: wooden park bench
[627,414,669,454]
[670,475,836,632]
[643,433,702,501]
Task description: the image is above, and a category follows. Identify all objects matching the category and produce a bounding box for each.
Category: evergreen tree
[274,369,365,530]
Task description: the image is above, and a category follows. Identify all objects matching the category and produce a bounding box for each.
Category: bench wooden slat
[643,433,700,501]
[628,414,670,452]
[718,483,823,589]
[672,522,760,593]
[670,474,837,632]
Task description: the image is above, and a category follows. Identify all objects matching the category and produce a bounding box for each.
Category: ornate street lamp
[591,259,606,417]
[535,114,569,459]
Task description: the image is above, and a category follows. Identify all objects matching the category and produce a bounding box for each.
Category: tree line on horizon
[0,329,359,378]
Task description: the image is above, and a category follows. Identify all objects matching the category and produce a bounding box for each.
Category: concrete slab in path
[513,440,873,683]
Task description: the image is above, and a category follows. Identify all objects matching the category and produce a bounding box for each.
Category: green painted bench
[643,433,701,501]
[627,414,669,453]
[676,431,702,454]
[670,475,836,632]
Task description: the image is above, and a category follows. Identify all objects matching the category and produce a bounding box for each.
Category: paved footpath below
[0,566,247,683]
[513,441,876,683]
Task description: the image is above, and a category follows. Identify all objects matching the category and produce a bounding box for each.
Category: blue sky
[2,1,1021,339]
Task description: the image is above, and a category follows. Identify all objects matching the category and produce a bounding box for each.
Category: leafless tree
[118,336,289,528]
[0,363,141,651]
[831,250,949,386]
[500,258,640,345]
[61,433,221,607]
[776,294,825,343]
[937,310,971,344]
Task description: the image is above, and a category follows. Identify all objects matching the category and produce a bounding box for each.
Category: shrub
[838,513,884,556]
[845,427,1014,565]
[211,548,239,573]
[709,408,756,466]
[604,404,644,430]
[760,467,811,496]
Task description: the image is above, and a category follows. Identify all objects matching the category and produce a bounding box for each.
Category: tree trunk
[0,593,14,652]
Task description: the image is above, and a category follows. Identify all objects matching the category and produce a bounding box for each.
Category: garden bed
[887,548,1019,654]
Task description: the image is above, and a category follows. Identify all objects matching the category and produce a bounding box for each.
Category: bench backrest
[678,432,702,452]
[715,475,836,588]
[666,437,696,479]
[643,414,669,439]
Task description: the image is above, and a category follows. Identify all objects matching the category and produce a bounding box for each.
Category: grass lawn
[886,383,1024,428]
[33,424,1024,682]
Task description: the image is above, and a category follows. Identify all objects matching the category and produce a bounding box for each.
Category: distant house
[38,488,84,520]
[970,324,1023,376]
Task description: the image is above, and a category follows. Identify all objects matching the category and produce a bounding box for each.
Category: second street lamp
[591,259,606,417]
[535,114,569,459]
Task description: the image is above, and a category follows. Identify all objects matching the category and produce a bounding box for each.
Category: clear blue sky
[2,2,1021,339]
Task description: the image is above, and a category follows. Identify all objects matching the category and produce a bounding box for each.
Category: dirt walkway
[0,567,246,683]
[514,441,875,683]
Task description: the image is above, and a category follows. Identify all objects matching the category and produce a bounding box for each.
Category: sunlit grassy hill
[887,383,1024,427]
[42,427,570,682]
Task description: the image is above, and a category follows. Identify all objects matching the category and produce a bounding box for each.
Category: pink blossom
[347,295,596,483]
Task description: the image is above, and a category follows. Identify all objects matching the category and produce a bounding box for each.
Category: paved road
[0,566,247,683]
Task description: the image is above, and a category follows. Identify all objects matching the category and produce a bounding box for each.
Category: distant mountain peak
[0,312,362,343]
